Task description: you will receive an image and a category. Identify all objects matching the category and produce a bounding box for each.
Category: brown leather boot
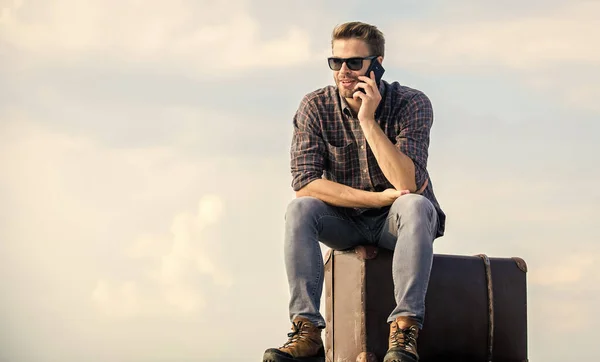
[383,317,420,362]
[262,317,325,362]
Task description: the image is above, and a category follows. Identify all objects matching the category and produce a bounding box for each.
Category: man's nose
[339,61,351,73]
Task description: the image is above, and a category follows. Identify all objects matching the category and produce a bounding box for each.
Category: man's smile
[339,79,357,88]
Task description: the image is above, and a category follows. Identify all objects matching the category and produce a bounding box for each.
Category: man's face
[331,38,372,99]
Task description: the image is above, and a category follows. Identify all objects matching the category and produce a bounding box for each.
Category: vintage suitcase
[323,246,528,362]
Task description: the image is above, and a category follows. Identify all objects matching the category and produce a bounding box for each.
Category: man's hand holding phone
[353,70,382,122]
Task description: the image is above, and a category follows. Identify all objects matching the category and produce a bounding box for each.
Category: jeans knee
[285,196,326,227]
[390,194,435,225]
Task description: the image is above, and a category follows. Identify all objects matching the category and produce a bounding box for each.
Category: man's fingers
[390,189,410,198]
[352,90,365,101]
[354,81,373,97]
[358,75,381,102]
[359,73,376,88]
[394,190,410,198]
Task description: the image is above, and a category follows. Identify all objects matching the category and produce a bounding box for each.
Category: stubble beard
[335,76,358,99]
[339,88,355,99]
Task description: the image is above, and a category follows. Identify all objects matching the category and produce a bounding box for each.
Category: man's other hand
[378,188,410,207]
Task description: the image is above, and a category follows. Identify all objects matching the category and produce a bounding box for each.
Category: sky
[0,0,599,361]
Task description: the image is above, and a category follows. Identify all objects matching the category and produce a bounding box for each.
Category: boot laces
[391,325,417,349]
[282,321,308,348]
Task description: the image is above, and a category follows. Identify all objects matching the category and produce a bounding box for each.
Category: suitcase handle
[476,253,494,362]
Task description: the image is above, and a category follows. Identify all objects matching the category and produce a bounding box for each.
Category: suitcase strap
[477,254,494,362]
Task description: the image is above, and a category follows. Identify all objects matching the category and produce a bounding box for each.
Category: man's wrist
[368,190,384,208]
[359,116,378,136]
[359,115,376,124]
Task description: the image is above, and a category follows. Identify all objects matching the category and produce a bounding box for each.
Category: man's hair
[331,21,385,57]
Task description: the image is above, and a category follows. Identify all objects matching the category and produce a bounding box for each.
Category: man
[263,21,445,362]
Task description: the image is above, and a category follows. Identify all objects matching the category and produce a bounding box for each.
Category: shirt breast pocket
[325,142,359,182]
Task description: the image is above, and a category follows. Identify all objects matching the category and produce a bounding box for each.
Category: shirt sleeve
[395,91,433,191]
[290,95,326,191]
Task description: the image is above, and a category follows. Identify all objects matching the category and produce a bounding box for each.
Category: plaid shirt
[290,80,446,237]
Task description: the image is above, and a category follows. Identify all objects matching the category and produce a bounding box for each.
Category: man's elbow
[292,170,325,197]
[295,185,312,198]
[294,179,318,198]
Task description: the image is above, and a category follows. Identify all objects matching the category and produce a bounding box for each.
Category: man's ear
[377,56,384,64]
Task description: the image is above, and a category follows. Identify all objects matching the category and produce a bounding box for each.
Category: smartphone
[357,58,385,93]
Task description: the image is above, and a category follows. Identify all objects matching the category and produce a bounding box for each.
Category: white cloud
[526,253,600,335]
[91,280,144,318]
[532,297,591,334]
[0,0,317,73]
[388,2,599,71]
[0,109,292,361]
[385,2,600,112]
[0,113,234,318]
[530,253,596,287]
[92,194,233,317]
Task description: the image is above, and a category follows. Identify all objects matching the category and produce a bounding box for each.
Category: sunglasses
[327,55,377,71]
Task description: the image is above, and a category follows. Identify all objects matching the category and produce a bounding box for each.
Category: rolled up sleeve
[290,96,326,191]
[395,92,433,192]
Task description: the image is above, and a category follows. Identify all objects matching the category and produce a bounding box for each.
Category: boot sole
[262,347,325,362]
[383,348,418,362]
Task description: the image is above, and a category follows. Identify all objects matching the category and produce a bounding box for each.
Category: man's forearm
[361,118,418,192]
[295,179,382,208]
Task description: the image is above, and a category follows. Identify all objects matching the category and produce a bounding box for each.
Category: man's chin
[338,89,356,99]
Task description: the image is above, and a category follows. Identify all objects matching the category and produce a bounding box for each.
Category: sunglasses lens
[328,57,367,71]
[346,58,363,70]
[328,58,342,70]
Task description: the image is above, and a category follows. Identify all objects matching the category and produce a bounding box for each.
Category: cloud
[385,1,600,112]
[0,113,233,317]
[0,110,291,361]
[387,2,599,71]
[92,194,232,317]
[0,0,317,73]
[526,252,600,337]
[91,280,144,318]
[532,296,592,334]
[530,253,597,287]
[23,119,234,318]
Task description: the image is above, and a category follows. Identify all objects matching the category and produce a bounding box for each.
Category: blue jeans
[284,194,439,329]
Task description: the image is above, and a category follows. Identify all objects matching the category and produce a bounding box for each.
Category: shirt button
[360,145,365,149]
[363,169,367,173]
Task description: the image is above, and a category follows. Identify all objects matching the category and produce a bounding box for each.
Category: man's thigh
[375,194,437,251]
[290,196,370,250]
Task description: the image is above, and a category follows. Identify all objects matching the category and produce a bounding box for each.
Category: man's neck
[344,96,361,117]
